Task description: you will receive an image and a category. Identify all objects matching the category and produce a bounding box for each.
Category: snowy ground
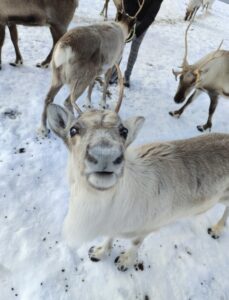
[0,1,229,299]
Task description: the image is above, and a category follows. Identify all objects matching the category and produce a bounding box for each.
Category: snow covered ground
[0,1,229,299]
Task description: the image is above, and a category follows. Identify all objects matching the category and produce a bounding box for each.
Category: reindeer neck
[116,21,130,40]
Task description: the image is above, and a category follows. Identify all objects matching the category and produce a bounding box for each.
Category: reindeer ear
[123,116,145,147]
[47,104,74,141]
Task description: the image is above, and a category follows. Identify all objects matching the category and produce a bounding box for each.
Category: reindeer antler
[133,0,145,18]
[121,0,145,19]
[121,0,125,13]
[172,10,197,80]
[114,63,124,113]
[183,10,197,68]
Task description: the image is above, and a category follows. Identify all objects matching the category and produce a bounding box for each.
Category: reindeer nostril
[113,154,124,165]
[86,152,98,164]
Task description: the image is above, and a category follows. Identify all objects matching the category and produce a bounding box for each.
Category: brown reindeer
[169,19,229,132]
[39,0,145,136]
[0,0,78,69]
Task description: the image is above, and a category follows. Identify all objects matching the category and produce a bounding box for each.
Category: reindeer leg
[84,80,95,109]
[8,25,23,67]
[99,69,112,109]
[63,95,74,113]
[70,79,92,115]
[197,92,218,132]
[88,237,113,262]
[114,237,144,272]
[169,89,201,118]
[100,0,109,20]
[0,25,6,70]
[208,206,229,239]
[39,83,63,136]
[37,24,65,68]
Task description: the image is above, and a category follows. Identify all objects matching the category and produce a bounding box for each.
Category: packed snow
[0,0,229,299]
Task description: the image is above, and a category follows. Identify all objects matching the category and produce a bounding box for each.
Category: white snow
[0,1,229,299]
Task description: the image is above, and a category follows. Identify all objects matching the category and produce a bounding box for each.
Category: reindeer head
[47,105,144,191]
[173,69,197,103]
[116,0,145,42]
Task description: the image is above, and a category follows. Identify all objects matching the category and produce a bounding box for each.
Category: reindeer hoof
[197,125,204,132]
[207,228,220,239]
[9,60,23,67]
[114,256,128,272]
[99,103,109,110]
[134,262,144,271]
[37,126,50,138]
[36,62,49,69]
[83,104,92,109]
[88,246,101,262]
[169,111,180,118]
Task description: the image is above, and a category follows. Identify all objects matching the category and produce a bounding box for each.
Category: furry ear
[47,104,75,140]
[123,116,145,147]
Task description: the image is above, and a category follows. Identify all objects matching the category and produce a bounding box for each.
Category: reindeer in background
[184,0,216,21]
[100,0,122,20]
[169,19,229,132]
[0,0,78,69]
[39,0,145,135]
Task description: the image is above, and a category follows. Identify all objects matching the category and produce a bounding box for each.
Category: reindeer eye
[119,125,128,139]
[70,126,80,137]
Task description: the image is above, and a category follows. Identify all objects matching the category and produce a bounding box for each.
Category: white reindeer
[0,0,78,69]
[184,0,215,21]
[202,0,215,11]
[100,0,122,20]
[47,102,229,272]
[39,0,144,135]
[170,20,229,132]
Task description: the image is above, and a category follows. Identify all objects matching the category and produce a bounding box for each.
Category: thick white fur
[63,136,229,249]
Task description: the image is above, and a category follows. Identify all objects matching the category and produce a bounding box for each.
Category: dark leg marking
[197,92,218,132]
[169,90,198,118]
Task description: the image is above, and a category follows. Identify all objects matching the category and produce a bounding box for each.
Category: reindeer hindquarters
[197,92,218,132]
[8,25,23,67]
[37,24,66,68]
[0,25,5,69]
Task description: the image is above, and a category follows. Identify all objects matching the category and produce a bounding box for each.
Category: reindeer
[0,0,78,69]
[184,0,202,21]
[202,0,215,11]
[47,100,229,272]
[184,0,215,21]
[39,0,144,136]
[100,0,122,20]
[169,19,229,132]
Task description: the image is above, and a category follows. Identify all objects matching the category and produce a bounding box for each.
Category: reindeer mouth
[87,171,117,190]
[95,171,114,176]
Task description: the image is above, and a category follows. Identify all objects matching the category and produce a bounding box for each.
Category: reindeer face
[47,105,144,191]
[174,71,197,103]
